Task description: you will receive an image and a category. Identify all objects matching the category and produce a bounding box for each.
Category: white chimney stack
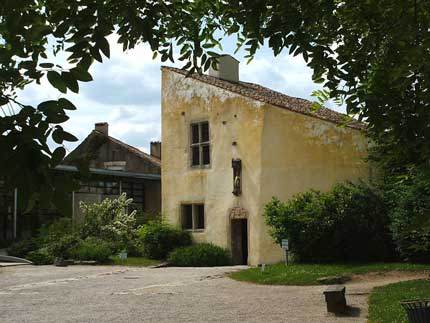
[209,54,239,83]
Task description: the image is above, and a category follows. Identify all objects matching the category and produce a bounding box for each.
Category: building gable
[63,126,160,174]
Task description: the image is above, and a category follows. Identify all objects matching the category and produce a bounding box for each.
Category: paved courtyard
[0,265,426,322]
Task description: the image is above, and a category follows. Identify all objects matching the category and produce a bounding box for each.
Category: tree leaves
[47,71,67,93]
[51,146,66,166]
[70,67,93,82]
[52,126,78,144]
[96,35,110,58]
[61,71,79,93]
[58,98,76,110]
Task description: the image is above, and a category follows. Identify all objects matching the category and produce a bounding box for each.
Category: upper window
[190,121,210,167]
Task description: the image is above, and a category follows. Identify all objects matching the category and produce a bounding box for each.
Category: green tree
[2,0,430,208]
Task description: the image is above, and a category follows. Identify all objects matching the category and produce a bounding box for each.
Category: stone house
[161,55,370,266]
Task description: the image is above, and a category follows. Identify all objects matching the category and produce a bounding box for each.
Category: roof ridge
[161,66,365,130]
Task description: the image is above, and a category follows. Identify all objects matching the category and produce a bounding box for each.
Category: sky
[16,35,344,154]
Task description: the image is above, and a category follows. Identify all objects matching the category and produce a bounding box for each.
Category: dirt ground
[0,265,427,323]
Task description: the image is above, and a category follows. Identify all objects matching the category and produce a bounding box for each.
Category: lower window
[181,204,205,231]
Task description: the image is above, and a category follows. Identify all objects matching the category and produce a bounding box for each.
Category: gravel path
[0,265,427,323]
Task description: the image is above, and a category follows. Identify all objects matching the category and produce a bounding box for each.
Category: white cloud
[16,34,344,155]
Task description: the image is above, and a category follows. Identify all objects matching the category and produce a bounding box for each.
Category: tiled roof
[162,66,365,130]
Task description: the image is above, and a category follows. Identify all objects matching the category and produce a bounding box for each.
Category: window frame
[181,203,205,232]
[190,121,211,168]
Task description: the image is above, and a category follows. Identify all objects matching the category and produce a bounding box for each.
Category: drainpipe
[13,188,17,239]
[72,191,75,228]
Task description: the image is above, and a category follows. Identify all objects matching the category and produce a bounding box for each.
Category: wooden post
[13,188,17,239]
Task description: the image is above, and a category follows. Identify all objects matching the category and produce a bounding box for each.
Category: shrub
[69,238,112,263]
[79,194,138,252]
[38,217,72,245]
[135,211,157,227]
[26,248,55,265]
[7,238,40,258]
[264,181,397,263]
[49,234,80,259]
[168,243,232,267]
[0,238,12,249]
[137,221,191,259]
[388,169,430,262]
[124,240,145,257]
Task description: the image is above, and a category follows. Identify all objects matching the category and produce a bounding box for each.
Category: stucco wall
[161,69,266,265]
[258,106,370,264]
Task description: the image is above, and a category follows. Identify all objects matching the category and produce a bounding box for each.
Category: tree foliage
[1,0,430,208]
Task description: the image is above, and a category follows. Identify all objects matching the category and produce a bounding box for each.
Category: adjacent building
[161,55,370,266]
[62,122,162,222]
[1,123,161,242]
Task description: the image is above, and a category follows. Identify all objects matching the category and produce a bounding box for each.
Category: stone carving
[230,206,248,219]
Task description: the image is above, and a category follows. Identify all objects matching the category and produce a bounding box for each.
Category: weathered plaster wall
[161,69,266,265]
[258,106,370,264]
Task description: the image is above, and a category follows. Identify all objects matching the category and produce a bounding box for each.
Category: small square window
[181,203,205,231]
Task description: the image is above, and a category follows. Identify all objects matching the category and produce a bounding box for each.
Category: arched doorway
[230,207,248,265]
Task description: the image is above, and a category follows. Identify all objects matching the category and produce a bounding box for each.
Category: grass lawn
[229,263,430,286]
[368,279,430,323]
[108,256,160,267]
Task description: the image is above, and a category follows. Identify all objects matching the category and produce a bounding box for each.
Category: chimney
[150,141,161,159]
[208,54,239,83]
[95,122,109,136]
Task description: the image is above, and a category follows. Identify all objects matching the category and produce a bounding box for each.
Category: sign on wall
[281,239,289,250]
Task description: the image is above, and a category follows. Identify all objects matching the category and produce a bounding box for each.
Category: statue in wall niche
[232,158,242,196]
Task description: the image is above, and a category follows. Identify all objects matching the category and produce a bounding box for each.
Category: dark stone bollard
[323,285,347,314]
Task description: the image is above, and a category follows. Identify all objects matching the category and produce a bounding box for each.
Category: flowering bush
[80,193,138,252]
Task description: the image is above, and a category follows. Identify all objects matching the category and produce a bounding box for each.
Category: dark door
[231,219,248,265]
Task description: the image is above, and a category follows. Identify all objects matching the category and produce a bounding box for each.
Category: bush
[38,217,72,245]
[79,193,138,252]
[168,243,232,267]
[69,238,112,263]
[388,169,430,262]
[7,238,40,258]
[49,234,80,259]
[26,248,55,265]
[264,181,397,263]
[0,238,12,249]
[124,240,145,257]
[137,221,191,259]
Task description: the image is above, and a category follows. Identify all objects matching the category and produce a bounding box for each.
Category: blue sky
[17,35,344,154]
